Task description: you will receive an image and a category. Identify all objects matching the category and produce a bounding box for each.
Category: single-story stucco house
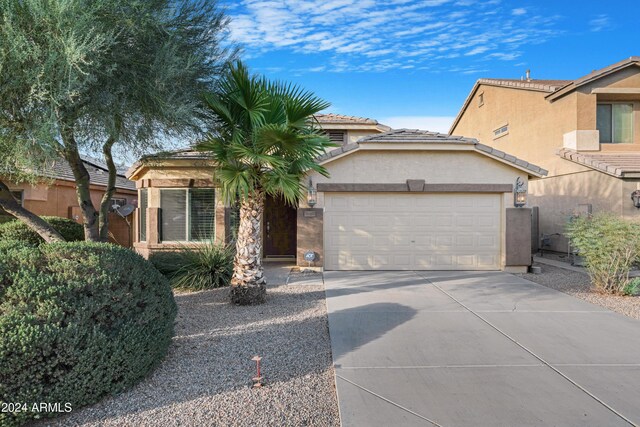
[126,116,547,273]
[1,156,137,246]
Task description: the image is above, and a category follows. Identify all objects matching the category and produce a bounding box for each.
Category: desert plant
[197,61,333,305]
[624,277,640,296]
[0,216,84,245]
[150,242,234,291]
[0,242,177,426]
[567,213,640,295]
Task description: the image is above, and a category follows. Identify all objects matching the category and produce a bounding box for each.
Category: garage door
[324,193,501,270]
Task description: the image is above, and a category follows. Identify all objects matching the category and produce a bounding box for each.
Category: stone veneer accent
[505,208,532,267]
[296,208,323,268]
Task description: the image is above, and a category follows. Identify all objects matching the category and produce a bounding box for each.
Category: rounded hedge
[0,216,84,245]
[0,242,177,426]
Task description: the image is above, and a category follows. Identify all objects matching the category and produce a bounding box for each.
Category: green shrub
[0,242,177,426]
[624,277,640,296]
[0,216,84,245]
[150,242,234,291]
[567,213,640,295]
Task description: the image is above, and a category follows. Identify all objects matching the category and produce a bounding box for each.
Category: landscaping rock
[36,266,339,426]
[519,263,640,320]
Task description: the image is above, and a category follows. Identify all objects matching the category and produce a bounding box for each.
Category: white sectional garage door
[324,193,501,271]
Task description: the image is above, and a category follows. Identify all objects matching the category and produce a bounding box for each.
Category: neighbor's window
[109,197,127,212]
[493,123,509,139]
[326,131,346,145]
[138,189,148,242]
[597,103,633,144]
[160,188,215,242]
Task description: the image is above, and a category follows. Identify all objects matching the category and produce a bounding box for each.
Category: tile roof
[318,129,547,177]
[140,149,213,161]
[477,78,571,93]
[547,56,640,101]
[558,149,640,178]
[358,128,478,144]
[48,156,136,191]
[314,113,381,125]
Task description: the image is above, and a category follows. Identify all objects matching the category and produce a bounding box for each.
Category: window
[326,131,346,145]
[478,92,484,107]
[139,189,148,242]
[493,123,509,139]
[597,103,633,144]
[110,197,127,212]
[160,188,215,242]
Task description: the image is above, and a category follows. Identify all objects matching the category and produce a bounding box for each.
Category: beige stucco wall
[305,149,524,209]
[346,129,380,143]
[452,85,585,177]
[4,179,136,246]
[452,66,640,252]
[303,148,531,270]
[529,171,640,251]
[129,161,226,256]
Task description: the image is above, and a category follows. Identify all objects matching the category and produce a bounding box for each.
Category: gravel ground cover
[519,263,640,320]
[34,265,339,427]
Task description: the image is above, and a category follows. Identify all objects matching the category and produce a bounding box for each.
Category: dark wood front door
[263,195,297,258]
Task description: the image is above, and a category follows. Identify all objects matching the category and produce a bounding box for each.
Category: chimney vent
[525,69,531,82]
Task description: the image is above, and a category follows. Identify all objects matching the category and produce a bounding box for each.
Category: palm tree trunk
[230,192,266,305]
[0,180,64,243]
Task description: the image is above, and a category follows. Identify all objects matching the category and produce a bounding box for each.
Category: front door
[263,195,297,258]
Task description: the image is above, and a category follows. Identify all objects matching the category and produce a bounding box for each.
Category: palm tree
[197,61,333,305]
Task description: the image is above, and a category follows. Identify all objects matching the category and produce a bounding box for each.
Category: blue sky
[222,0,640,132]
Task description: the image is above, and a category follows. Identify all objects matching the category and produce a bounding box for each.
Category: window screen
[597,104,612,143]
[161,190,187,241]
[598,103,633,143]
[139,189,148,242]
[613,104,633,144]
[189,189,215,241]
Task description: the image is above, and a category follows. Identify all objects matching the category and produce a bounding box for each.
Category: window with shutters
[160,188,215,242]
[327,131,346,145]
[139,189,148,242]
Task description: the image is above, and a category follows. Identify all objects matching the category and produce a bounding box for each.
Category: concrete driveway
[324,271,640,427]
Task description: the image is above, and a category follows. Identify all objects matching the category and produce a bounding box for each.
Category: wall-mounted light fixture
[631,190,640,209]
[307,178,317,207]
[514,177,527,208]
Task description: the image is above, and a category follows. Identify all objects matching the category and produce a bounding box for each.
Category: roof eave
[546,59,640,102]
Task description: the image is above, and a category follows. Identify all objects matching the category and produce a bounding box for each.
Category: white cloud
[226,0,560,73]
[381,116,456,133]
[589,14,610,32]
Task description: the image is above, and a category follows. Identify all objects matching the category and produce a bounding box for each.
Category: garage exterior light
[307,179,317,207]
[514,177,527,208]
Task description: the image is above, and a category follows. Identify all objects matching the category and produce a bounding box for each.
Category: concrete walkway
[324,271,640,426]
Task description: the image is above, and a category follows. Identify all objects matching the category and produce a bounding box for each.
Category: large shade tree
[198,61,333,305]
[0,0,234,241]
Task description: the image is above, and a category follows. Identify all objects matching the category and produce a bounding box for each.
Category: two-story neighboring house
[450,57,640,252]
